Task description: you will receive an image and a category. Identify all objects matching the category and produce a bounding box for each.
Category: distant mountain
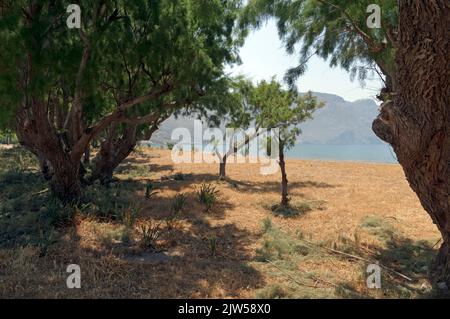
[149,92,384,146]
[298,93,383,145]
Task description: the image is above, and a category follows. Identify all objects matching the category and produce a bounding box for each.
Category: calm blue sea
[147,142,398,164]
[286,144,398,164]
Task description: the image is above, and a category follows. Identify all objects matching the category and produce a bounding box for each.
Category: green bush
[166,142,175,150]
[120,204,140,228]
[261,217,273,234]
[196,184,220,212]
[145,182,158,199]
[171,193,187,214]
[140,221,163,249]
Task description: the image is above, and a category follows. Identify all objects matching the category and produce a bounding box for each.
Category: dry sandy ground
[143,149,438,242]
[0,147,441,298]
[108,148,439,298]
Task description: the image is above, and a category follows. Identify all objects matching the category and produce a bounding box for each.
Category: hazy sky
[228,21,383,102]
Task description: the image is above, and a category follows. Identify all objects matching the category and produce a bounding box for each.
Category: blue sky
[228,20,383,102]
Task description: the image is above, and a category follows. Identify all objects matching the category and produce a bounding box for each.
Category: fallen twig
[431,238,442,249]
[299,268,340,288]
[300,238,413,282]
[265,259,321,289]
[31,188,50,197]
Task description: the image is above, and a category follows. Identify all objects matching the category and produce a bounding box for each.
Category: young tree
[0,0,243,201]
[373,0,450,286]
[250,80,322,207]
[205,77,259,179]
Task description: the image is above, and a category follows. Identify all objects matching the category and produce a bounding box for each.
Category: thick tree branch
[70,84,173,162]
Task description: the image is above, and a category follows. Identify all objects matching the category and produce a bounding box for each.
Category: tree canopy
[250,79,322,149]
[0,0,244,129]
[0,0,245,200]
[240,0,397,88]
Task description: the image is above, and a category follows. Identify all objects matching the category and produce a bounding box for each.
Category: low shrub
[196,184,220,212]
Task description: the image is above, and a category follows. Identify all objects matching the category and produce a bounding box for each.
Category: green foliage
[82,183,135,221]
[36,227,58,257]
[120,204,141,228]
[99,224,133,246]
[208,236,218,256]
[254,224,339,298]
[0,0,245,181]
[171,193,187,214]
[261,217,273,234]
[140,221,163,249]
[270,204,302,217]
[165,193,187,231]
[241,0,397,86]
[268,199,325,217]
[0,146,39,176]
[145,182,158,199]
[256,225,312,262]
[0,146,72,248]
[43,199,77,228]
[117,164,151,178]
[0,130,17,144]
[361,215,397,241]
[206,76,263,165]
[250,79,323,150]
[196,184,220,212]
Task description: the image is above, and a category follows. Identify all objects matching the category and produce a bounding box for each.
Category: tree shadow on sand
[140,189,236,221]
[151,165,338,194]
[0,172,265,298]
[63,203,263,298]
[334,233,447,299]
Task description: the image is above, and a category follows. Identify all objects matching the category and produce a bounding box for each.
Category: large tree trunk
[373,0,450,287]
[16,103,82,203]
[90,123,138,184]
[49,159,81,203]
[278,142,289,207]
[89,118,163,183]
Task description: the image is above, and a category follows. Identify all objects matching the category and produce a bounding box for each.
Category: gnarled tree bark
[373,0,450,286]
[16,101,82,203]
[90,122,138,184]
[89,114,167,184]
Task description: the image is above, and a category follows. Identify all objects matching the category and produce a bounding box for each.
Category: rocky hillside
[150,92,383,145]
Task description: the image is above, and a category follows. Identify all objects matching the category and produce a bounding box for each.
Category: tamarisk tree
[0,0,243,201]
[204,77,258,179]
[373,0,450,287]
[250,79,322,207]
[243,0,450,286]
